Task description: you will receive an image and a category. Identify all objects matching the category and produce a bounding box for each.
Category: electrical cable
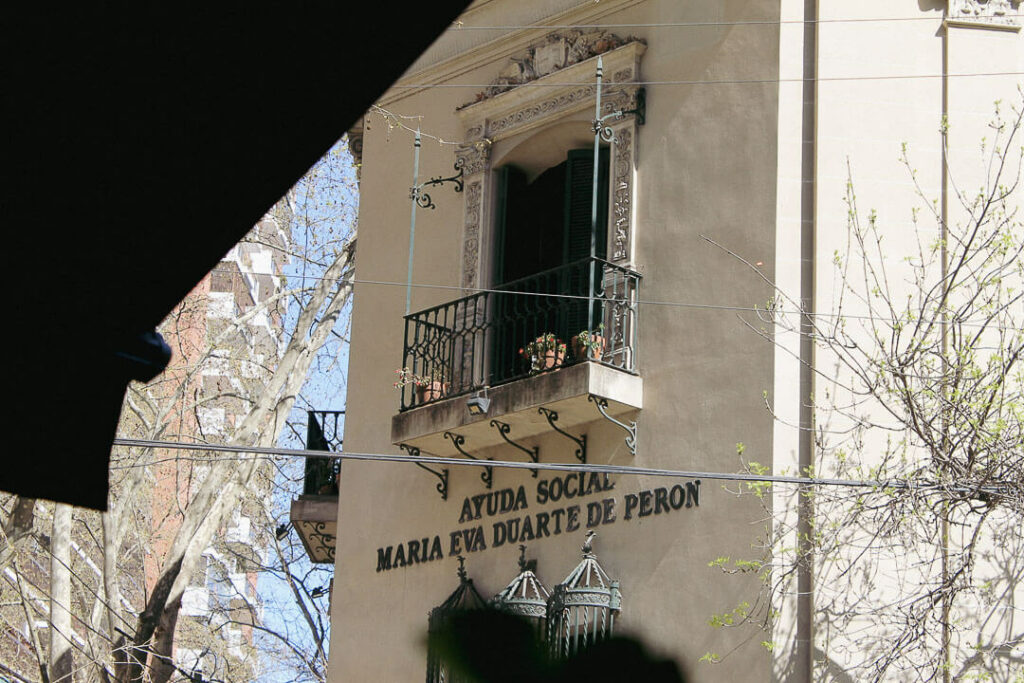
[111,437,1017,497]
[196,269,1024,333]
[391,70,1024,90]
[446,15,1024,30]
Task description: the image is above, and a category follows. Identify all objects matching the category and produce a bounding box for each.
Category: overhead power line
[111,438,1015,497]
[393,71,1024,90]
[448,15,1024,30]
[195,268,1024,333]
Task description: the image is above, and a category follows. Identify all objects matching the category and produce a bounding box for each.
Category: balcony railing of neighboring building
[304,410,343,496]
[399,257,640,411]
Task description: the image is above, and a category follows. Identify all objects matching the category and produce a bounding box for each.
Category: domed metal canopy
[492,545,551,622]
[427,556,488,683]
[547,531,622,658]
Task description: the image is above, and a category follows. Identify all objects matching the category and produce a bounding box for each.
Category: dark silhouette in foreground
[431,609,688,683]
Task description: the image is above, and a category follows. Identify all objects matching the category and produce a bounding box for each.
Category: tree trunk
[148,597,180,683]
[49,504,74,683]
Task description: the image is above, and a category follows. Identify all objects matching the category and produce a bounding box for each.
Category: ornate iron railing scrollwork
[399,257,640,411]
[399,443,448,500]
[443,431,494,489]
[587,394,637,456]
[537,407,586,464]
[303,521,337,564]
[489,420,540,477]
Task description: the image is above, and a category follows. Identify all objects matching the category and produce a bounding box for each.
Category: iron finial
[518,545,527,572]
[457,555,467,582]
[582,530,596,555]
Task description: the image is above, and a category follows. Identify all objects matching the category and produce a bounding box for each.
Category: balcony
[289,410,342,564]
[392,258,641,457]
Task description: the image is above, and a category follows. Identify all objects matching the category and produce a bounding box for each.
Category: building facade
[331,1,1023,680]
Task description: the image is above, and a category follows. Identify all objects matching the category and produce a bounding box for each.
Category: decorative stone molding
[458,31,643,109]
[346,120,364,181]
[457,41,646,143]
[455,139,493,177]
[455,39,646,283]
[461,180,483,290]
[611,126,634,262]
[948,0,1020,26]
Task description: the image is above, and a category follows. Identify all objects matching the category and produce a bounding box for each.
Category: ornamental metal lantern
[426,556,488,683]
[491,545,550,639]
[546,531,622,659]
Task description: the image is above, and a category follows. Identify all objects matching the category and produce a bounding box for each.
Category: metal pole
[406,128,422,315]
[589,56,603,329]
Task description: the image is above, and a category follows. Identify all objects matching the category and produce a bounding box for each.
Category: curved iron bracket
[399,443,448,500]
[537,407,586,464]
[587,395,637,456]
[489,420,539,477]
[444,431,493,489]
[412,159,465,210]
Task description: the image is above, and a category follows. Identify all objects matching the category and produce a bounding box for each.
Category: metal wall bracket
[588,395,637,456]
[537,407,586,464]
[412,159,465,210]
[489,420,539,477]
[399,443,448,500]
[444,431,493,489]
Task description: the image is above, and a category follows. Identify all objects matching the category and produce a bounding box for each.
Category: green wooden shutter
[564,147,609,263]
[561,148,609,338]
[493,165,512,286]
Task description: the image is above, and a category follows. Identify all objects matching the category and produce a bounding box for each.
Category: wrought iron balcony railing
[399,257,640,411]
[304,410,343,496]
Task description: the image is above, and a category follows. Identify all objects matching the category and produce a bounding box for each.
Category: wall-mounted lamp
[466,389,490,416]
[310,585,329,599]
[275,523,290,541]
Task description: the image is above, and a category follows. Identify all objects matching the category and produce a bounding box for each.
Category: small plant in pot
[520,333,567,374]
[572,323,606,362]
[393,366,450,403]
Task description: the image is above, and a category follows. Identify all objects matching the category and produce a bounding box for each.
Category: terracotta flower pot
[416,381,448,403]
[537,347,567,371]
[572,334,606,361]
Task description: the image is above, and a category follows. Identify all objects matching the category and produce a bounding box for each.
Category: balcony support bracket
[538,407,586,464]
[489,419,539,477]
[399,443,448,500]
[588,394,637,456]
[443,431,494,489]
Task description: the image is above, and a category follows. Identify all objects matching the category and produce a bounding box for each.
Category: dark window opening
[490,147,609,384]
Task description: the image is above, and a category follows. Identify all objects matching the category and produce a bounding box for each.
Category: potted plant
[572,323,606,362]
[520,333,567,374]
[393,366,450,403]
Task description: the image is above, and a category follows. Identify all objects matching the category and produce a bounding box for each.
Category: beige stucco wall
[330,0,1020,681]
[331,1,780,681]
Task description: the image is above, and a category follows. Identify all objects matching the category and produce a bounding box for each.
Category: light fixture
[310,585,329,599]
[466,389,490,416]
[275,523,290,541]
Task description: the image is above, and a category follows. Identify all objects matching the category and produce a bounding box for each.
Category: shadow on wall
[431,609,688,683]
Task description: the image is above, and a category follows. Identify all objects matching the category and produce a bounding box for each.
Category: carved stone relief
[611,127,633,262]
[458,31,644,109]
[455,139,493,176]
[456,34,644,282]
[346,120,364,182]
[461,180,483,290]
[949,0,1019,25]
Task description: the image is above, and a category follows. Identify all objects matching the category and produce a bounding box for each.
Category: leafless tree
[0,137,357,683]
[707,97,1024,682]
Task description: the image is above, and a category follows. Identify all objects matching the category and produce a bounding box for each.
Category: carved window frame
[946,0,1021,29]
[453,41,646,292]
